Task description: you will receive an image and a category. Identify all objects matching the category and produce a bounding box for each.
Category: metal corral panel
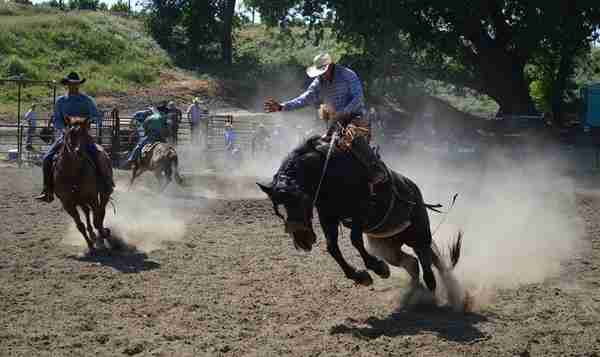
[584,83,600,127]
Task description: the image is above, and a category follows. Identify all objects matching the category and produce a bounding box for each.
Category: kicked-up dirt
[1,163,599,357]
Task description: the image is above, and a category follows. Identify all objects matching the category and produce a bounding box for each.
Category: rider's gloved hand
[332,111,352,125]
[264,98,283,113]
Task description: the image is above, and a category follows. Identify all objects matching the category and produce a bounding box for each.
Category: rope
[312,131,339,208]
[430,193,459,238]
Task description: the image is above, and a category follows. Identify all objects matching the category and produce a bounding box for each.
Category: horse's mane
[281,135,321,165]
[274,135,322,189]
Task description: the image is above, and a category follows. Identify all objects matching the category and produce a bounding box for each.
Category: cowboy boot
[34,159,54,203]
[350,136,388,190]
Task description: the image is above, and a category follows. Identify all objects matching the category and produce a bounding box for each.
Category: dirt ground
[1,165,600,357]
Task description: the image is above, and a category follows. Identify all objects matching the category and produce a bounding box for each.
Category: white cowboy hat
[193,97,200,104]
[306,53,333,78]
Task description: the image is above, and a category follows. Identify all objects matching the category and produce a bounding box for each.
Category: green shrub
[1,55,39,79]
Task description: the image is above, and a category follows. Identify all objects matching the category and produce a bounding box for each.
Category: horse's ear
[257,182,273,196]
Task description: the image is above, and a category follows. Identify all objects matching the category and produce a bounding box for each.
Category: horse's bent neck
[56,135,89,179]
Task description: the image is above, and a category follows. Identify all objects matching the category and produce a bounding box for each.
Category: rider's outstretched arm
[281,78,321,111]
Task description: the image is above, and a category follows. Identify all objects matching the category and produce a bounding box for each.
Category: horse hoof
[95,240,107,250]
[370,260,390,279]
[353,270,373,286]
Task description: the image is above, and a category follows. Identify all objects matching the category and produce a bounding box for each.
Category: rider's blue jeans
[127,135,151,162]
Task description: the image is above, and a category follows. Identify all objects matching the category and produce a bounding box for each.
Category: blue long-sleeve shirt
[133,109,153,137]
[282,64,366,116]
[52,93,100,130]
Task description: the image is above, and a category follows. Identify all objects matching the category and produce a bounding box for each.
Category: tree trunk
[221,0,236,66]
[475,51,537,116]
[550,49,574,127]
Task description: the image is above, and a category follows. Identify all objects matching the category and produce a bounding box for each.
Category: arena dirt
[1,163,599,356]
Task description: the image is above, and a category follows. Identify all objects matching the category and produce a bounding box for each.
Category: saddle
[141,142,161,161]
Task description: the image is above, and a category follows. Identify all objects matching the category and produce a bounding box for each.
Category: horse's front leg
[321,220,373,286]
[64,203,95,253]
[81,205,99,248]
[350,219,390,279]
[129,165,143,191]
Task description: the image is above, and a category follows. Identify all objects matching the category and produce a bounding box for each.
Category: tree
[144,0,185,51]
[220,0,236,66]
[109,0,129,12]
[145,0,237,65]
[249,0,600,116]
[67,0,99,10]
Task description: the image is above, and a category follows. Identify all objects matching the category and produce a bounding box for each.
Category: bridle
[272,131,339,234]
[63,120,90,160]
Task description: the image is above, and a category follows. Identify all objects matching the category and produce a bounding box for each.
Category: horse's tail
[431,230,463,271]
[431,230,466,312]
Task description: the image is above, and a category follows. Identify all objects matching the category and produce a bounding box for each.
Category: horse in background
[129,142,185,192]
[54,117,114,253]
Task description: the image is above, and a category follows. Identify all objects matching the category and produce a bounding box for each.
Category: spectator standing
[24,103,37,150]
[186,97,209,146]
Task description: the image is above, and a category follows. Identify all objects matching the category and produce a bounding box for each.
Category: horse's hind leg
[64,204,95,253]
[414,245,436,292]
[155,169,168,192]
[366,237,420,286]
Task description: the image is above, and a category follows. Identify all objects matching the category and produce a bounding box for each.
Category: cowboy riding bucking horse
[264,52,388,196]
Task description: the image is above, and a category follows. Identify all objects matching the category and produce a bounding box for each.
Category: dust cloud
[63,182,188,252]
[384,138,585,311]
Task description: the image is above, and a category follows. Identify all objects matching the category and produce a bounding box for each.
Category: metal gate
[0,110,117,166]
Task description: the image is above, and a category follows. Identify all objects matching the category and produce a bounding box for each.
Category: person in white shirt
[24,103,37,149]
[186,97,208,146]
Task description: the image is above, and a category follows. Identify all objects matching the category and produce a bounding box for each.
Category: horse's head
[63,116,91,157]
[258,179,316,252]
[257,136,324,251]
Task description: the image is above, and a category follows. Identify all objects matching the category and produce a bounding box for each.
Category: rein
[312,130,339,208]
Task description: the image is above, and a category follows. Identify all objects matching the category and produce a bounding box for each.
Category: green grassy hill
[0,2,171,116]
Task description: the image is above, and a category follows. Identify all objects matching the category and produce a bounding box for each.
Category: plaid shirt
[282,64,365,116]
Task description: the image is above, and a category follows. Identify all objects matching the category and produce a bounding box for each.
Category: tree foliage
[109,1,129,12]
[67,0,99,10]
[249,0,600,117]
[144,0,236,65]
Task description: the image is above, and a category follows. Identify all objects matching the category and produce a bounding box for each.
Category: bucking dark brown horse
[259,135,464,306]
[54,117,114,253]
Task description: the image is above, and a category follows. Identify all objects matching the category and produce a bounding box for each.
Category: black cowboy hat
[60,72,86,85]
[156,101,169,113]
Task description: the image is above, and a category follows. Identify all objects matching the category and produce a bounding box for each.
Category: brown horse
[129,142,184,191]
[54,117,113,253]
